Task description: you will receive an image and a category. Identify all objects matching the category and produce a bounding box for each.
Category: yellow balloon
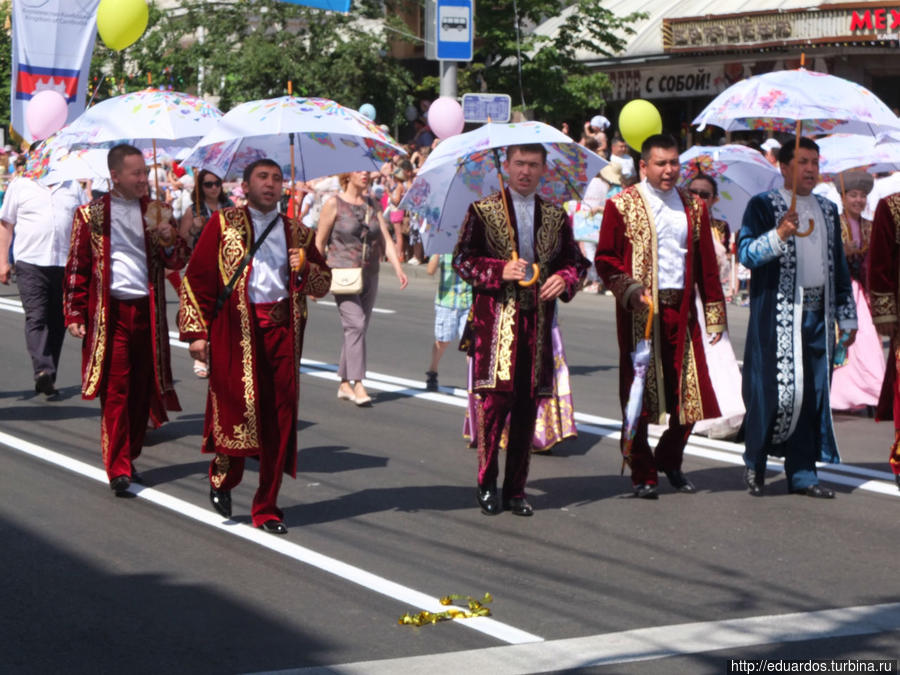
[97,0,149,52]
[618,99,663,152]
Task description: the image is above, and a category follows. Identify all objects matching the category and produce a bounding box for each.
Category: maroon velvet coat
[595,184,725,425]
[453,189,589,396]
[63,194,185,419]
[177,206,331,477]
[868,194,900,422]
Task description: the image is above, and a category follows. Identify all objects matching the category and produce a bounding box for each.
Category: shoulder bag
[329,205,371,295]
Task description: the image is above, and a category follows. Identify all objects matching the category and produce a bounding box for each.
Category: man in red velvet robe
[178,159,331,535]
[596,134,725,499]
[868,192,900,491]
[64,144,187,494]
[454,143,589,517]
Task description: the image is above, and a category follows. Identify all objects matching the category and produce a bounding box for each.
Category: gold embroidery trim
[495,286,517,384]
[473,195,514,260]
[704,300,727,333]
[871,291,898,323]
[84,202,108,397]
[177,277,207,334]
[210,209,260,450]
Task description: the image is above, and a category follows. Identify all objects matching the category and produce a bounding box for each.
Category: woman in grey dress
[316,171,407,405]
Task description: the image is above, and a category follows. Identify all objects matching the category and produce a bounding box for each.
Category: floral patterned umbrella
[679,144,782,231]
[817,133,900,175]
[398,121,607,255]
[693,68,900,136]
[180,96,405,181]
[56,88,223,149]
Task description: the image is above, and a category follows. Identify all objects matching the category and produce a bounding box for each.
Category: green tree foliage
[456,0,644,124]
[88,0,416,128]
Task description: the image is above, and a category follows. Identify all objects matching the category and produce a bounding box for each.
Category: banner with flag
[11,0,101,143]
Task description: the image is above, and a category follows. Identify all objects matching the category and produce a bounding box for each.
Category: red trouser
[99,296,154,481]
[209,305,296,527]
[476,310,537,500]
[628,304,695,486]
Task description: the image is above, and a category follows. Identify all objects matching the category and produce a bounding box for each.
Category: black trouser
[16,262,65,381]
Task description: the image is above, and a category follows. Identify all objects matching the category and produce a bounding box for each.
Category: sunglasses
[203,180,222,188]
[689,188,713,199]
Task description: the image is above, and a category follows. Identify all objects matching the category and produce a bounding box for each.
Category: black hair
[506,143,548,163]
[640,133,679,160]
[107,143,143,172]
[197,170,229,206]
[777,136,819,165]
[242,158,282,184]
[689,172,718,197]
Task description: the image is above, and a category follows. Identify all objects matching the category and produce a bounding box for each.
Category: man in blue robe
[738,136,857,498]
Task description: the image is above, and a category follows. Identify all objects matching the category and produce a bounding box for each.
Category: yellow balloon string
[398,593,493,627]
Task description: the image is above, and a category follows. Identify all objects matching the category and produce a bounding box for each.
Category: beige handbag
[330,267,364,295]
[329,206,371,295]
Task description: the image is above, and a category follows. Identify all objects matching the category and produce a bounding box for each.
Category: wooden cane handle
[291,247,306,272]
[511,251,540,287]
[795,218,815,238]
[644,298,654,341]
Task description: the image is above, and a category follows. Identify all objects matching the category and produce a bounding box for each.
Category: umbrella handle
[644,298,654,341]
[290,247,306,272]
[511,251,540,287]
[795,218,815,237]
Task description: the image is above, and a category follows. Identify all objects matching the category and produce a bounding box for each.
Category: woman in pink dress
[831,171,885,412]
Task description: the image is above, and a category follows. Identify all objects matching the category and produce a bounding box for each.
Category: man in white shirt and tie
[178,159,331,535]
[0,166,86,397]
[597,134,727,499]
[64,144,186,494]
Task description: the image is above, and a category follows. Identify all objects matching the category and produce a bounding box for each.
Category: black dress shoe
[130,471,145,485]
[633,483,658,499]
[743,467,765,497]
[109,475,130,494]
[425,370,438,392]
[258,519,287,535]
[790,484,835,499]
[502,496,534,516]
[34,371,57,396]
[664,469,696,493]
[209,487,232,518]
[476,484,500,515]
[895,474,900,492]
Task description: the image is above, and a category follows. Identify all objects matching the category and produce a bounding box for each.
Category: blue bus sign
[436,0,473,61]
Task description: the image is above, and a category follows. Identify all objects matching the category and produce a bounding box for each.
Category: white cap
[761,138,782,152]
[590,115,610,130]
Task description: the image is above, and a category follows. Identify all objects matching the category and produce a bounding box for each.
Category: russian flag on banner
[15,65,82,103]
[10,0,101,142]
[277,0,352,12]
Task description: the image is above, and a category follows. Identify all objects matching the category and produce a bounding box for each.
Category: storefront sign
[850,8,900,31]
[608,66,729,101]
[664,4,900,53]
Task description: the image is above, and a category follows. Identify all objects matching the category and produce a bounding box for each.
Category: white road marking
[0,428,542,646]
[0,294,893,497]
[263,602,900,674]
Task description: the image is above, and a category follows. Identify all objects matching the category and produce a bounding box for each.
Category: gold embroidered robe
[453,190,589,395]
[177,207,331,472]
[596,183,725,424]
[63,193,185,416]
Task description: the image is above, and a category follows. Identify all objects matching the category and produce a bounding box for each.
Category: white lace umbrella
[398,121,607,255]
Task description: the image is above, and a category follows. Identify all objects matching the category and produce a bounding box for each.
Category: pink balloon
[26,90,69,141]
[427,97,465,139]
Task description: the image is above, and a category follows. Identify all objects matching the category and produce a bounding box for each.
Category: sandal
[193,360,209,379]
